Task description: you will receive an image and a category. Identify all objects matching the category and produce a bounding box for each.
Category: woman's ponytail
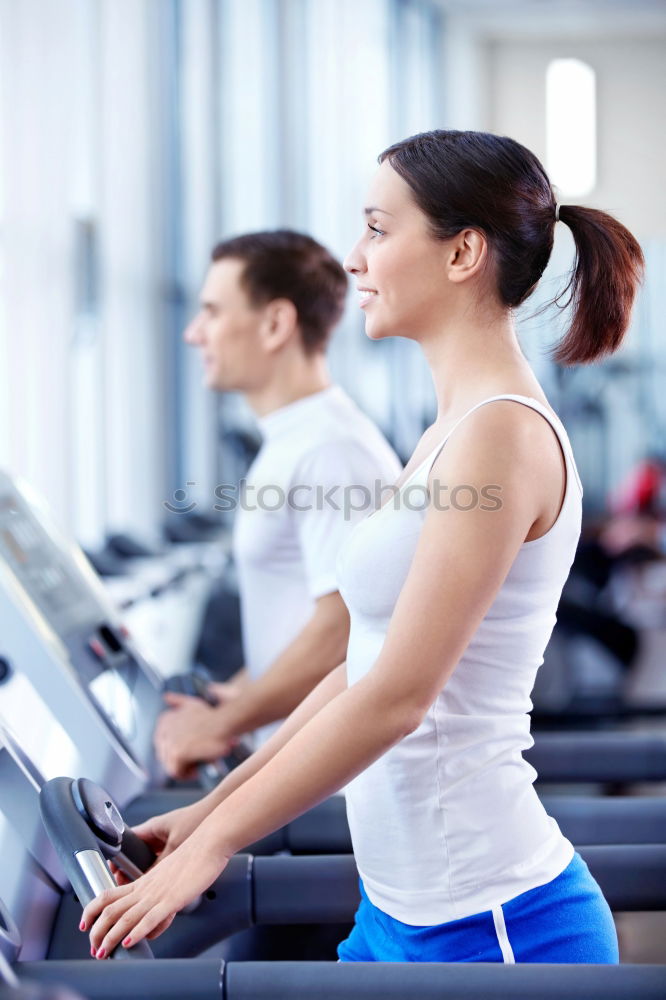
[552,205,645,366]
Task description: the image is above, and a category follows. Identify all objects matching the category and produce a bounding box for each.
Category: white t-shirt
[337,395,583,924]
[233,385,401,745]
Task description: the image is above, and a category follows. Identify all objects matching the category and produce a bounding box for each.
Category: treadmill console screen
[0,491,101,635]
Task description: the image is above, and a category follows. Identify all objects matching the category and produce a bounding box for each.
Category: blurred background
[1,1,666,971]
[1,0,666,712]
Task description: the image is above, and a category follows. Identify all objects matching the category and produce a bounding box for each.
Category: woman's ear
[446,229,488,284]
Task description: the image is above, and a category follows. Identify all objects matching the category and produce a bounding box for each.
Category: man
[154,230,401,778]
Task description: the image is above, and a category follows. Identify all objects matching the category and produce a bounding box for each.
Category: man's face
[183,258,270,392]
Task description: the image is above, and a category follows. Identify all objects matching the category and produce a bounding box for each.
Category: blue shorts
[337,851,619,964]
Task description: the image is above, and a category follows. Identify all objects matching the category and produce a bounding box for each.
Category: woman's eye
[367,223,385,238]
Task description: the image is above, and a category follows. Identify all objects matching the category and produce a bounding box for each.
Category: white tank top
[337,395,583,925]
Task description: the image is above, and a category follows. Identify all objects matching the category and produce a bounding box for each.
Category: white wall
[486,36,666,240]
[0,0,170,543]
[0,0,80,530]
[481,31,666,503]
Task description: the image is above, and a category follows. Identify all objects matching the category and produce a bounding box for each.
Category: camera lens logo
[163,482,198,514]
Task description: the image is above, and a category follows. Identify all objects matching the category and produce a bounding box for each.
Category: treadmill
[0,470,213,805]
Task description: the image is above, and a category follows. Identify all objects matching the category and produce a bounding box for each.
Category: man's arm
[154,592,349,776]
[209,666,250,700]
[215,590,349,734]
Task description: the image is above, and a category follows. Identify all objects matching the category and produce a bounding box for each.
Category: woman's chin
[363,317,391,341]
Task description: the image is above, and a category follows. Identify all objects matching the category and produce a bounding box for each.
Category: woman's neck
[420,305,534,421]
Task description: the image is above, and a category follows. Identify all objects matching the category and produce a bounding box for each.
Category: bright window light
[546,58,596,198]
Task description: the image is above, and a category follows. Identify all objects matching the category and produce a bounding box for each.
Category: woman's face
[344,160,454,342]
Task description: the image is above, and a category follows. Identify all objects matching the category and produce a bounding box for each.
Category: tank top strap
[423,394,583,496]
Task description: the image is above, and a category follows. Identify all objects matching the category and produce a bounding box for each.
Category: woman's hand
[110,802,212,885]
[81,828,229,958]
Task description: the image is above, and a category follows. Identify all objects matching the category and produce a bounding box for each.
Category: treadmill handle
[116,828,157,879]
[40,778,153,960]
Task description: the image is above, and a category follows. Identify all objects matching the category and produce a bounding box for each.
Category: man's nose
[183,316,202,344]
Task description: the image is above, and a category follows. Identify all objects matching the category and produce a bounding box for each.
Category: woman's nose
[343,239,365,275]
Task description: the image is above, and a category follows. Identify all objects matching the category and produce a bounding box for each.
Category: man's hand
[209,679,245,703]
[154,693,235,779]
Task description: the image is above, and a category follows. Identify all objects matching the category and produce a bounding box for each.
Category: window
[546,58,596,198]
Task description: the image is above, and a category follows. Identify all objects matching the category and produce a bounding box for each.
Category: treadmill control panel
[0,490,101,636]
[0,474,159,758]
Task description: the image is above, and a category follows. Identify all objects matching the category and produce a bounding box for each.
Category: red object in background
[609,459,666,515]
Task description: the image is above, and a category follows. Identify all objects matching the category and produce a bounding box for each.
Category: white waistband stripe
[492,906,516,964]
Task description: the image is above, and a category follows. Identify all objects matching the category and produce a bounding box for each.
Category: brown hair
[380,130,644,365]
[211,230,347,354]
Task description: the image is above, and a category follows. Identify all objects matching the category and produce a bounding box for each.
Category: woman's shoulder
[428,394,565,490]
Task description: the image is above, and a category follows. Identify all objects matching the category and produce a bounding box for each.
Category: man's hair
[211,230,348,354]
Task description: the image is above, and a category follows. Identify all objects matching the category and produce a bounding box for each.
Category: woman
[81,130,643,963]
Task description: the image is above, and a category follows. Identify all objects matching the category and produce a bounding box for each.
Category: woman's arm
[154,594,349,778]
[82,403,556,955]
[195,661,348,810]
[131,661,349,859]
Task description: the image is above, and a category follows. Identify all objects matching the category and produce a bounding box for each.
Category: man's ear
[446,228,488,284]
[259,298,300,352]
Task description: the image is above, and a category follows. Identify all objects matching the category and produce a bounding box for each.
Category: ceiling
[430,0,666,39]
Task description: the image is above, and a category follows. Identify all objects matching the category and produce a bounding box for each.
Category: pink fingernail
[123,937,132,948]
[90,946,96,957]
[79,920,85,931]
[97,948,106,959]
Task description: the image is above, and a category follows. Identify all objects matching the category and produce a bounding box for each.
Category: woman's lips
[358,288,378,308]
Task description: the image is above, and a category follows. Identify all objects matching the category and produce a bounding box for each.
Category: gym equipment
[3,726,665,996]
[17,961,666,1000]
[532,701,666,729]
[0,981,84,1000]
[528,730,666,783]
[0,469,220,804]
[40,778,153,961]
[3,708,662,962]
[0,709,653,960]
[39,774,666,959]
[19,775,665,998]
[0,471,162,800]
[0,896,83,1000]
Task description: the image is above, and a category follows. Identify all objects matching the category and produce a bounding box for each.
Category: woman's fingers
[130,819,168,852]
[90,893,143,944]
[80,884,132,932]
[84,869,182,955]
[95,901,169,957]
[147,913,176,939]
[94,904,144,957]
[112,904,174,952]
